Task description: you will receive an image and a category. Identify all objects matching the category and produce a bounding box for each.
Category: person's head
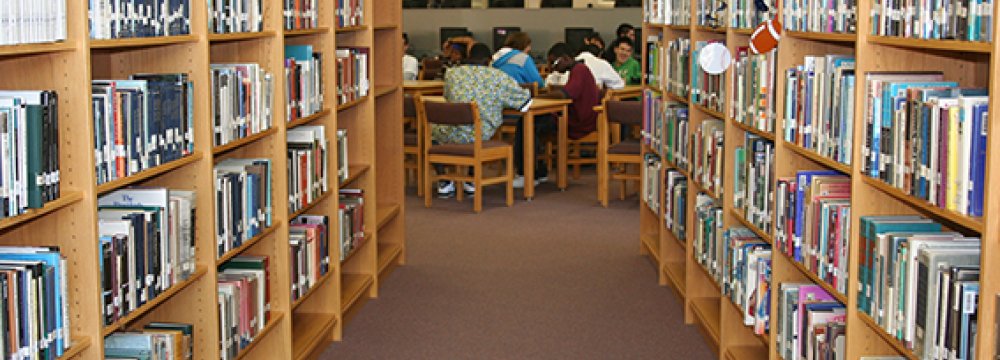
[403,32,410,52]
[616,23,635,40]
[547,42,575,72]
[610,37,634,64]
[504,32,532,52]
[465,43,492,65]
[583,32,604,49]
[446,43,468,62]
[579,44,602,57]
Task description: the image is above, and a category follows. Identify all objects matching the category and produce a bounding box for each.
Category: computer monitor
[565,27,594,54]
[440,27,470,47]
[492,27,521,51]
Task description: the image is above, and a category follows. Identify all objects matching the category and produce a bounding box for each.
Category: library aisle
[319,175,713,358]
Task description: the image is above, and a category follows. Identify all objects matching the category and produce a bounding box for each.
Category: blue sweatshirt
[491,48,545,88]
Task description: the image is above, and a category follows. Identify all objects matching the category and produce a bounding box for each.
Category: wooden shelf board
[90,35,199,49]
[0,41,74,57]
[292,312,338,360]
[376,202,401,230]
[335,25,370,34]
[58,336,91,360]
[693,103,726,119]
[234,311,285,360]
[729,209,773,245]
[208,31,277,43]
[288,190,334,221]
[339,164,371,187]
[732,28,754,35]
[284,27,331,37]
[664,159,690,178]
[375,85,399,98]
[374,24,399,30]
[731,120,775,141]
[783,142,852,175]
[212,128,278,156]
[724,345,768,360]
[337,96,369,112]
[666,91,690,104]
[723,296,770,345]
[216,224,280,265]
[690,297,722,346]
[96,152,203,194]
[695,26,728,34]
[868,35,991,53]
[664,226,686,250]
[378,243,404,274]
[667,24,691,31]
[640,232,662,264]
[341,232,371,265]
[857,312,920,360]
[287,108,332,129]
[782,252,848,304]
[861,176,984,233]
[663,261,687,297]
[785,31,857,42]
[102,266,208,336]
[291,271,335,310]
[340,273,374,313]
[695,262,722,292]
[0,191,83,232]
[690,179,721,202]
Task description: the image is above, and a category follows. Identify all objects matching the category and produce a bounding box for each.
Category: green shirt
[612,58,642,85]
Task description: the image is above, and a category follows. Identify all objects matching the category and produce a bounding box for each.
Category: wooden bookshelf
[0,42,75,57]
[95,153,203,194]
[287,109,333,129]
[784,31,857,43]
[783,141,853,175]
[215,224,281,265]
[235,311,286,360]
[291,312,337,360]
[340,273,375,313]
[284,27,332,37]
[868,35,992,53]
[0,191,83,231]
[730,120,775,141]
[89,34,200,49]
[212,127,280,155]
[101,267,208,336]
[208,31,278,43]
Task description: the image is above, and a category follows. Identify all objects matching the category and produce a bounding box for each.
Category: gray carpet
[319,173,714,359]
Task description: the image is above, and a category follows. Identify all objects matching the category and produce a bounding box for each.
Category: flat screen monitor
[565,27,594,54]
[492,27,521,51]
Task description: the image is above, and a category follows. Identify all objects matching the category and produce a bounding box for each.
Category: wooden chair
[419,98,515,213]
[597,99,643,207]
[418,58,444,80]
[403,93,423,196]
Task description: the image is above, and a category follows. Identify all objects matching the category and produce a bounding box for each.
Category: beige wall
[402,8,642,59]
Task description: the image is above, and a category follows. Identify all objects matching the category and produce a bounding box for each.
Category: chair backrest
[605,100,642,126]
[420,58,444,80]
[518,83,538,97]
[403,94,417,118]
[422,100,478,126]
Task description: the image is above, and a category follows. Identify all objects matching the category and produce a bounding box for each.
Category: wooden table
[605,85,643,100]
[422,96,572,200]
[403,80,444,96]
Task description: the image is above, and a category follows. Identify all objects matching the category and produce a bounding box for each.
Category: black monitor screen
[565,27,593,54]
[440,27,470,46]
[493,27,521,50]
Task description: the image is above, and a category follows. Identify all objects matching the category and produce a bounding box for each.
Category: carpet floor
[318,173,714,359]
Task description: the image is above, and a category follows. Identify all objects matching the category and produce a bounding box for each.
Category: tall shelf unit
[0,0,405,358]
[641,1,1000,359]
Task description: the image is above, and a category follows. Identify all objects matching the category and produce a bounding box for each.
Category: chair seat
[502,117,519,127]
[608,140,641,155]
[404,131,418,146]
[428,140,509,156]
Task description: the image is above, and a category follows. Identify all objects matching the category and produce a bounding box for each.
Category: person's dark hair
[579,44,602,57]
[403,32,410,45]
[503,32,532,51]
[585,31,604,46]
[616,23,635,38]
[610,37,633,50]
[465,43,492,64]
[547,42,572,58]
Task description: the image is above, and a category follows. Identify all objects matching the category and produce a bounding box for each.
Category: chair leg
[424,159,433,208]
[619,164,628,201]
[456,165,464,202]
[598,159,608,208]
[416,154,424,197]
[473,163,482,213]
[506,152,514,207]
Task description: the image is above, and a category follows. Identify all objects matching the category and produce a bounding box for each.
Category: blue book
[793,170,839,262]
[968,102,988,216]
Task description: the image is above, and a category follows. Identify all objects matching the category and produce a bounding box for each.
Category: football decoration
[749,18,782,54]
[698,42,732,75]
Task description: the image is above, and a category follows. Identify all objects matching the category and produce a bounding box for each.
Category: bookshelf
[642,0,999,359]
[0,0,404,358]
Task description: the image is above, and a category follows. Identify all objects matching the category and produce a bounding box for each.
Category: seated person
[492,32,545,88]
[609,37,641,85]
[440,41,469,70]
[583,31,606,59]
[573,44,625,90]
[402,33,419,81]
[433,43,532,197]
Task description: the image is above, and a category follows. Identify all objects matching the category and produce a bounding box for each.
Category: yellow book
[946,105,960,212]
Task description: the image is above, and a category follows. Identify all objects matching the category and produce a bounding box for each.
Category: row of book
[663,170,688,241]
[284,0,318,30]
[337,129,349,183]
[858,216,980,360]
[861,72,988,217]
[783,55,856,166]
[214,159,273,259]
[643,0,691,25]
[99,188,198,327]
[642,154,662,214]
[775,283,846,360]
[721,227,770,336]
[642,93,690,169]
[0,0,66,45]
[692,193,723,279]
[871,0,993,42]
[335,47,370,106]
[0,246,71,359]
[730,47,775,133]
[218,255,270,360]
[0,91,61,219]
[644,36,665,90]
[339,189,365,261]
[695,0,727,27]
[89,0,191,40]
[289,214,330,303]
[774,171,851,295]
[666,38,691,99]
[287,126,329,213]
[730,0,775,29]
[782,0,857,33]
[691,41,725,113]
[733,134,774,232]
[692,118,723,196]
[93,74,196,186]
[211,63,274,147]
[285,45,325,123]
[336,0,365,28]
[105,323,193,360]
[209,0,264,34]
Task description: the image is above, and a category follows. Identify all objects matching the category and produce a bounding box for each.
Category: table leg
[557,107,568,191]
[524,112,535,200]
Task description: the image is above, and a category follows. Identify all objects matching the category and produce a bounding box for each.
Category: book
[284,45,325,122]
[644,0,691,25]
[734,134,774,232]
[783,55,856,166]
[284,0,319,30]
[783,0,857,33]
[335,0,365,28]
[642,153,662,213]
[335,47,371,106]
[666,38,690,98]
[731,46,776,133]
[691,41,726,112]
[663,170,687,241]
[208,0,264,34]
[644,35,665,89]
[0,246,71,358]
[730,0,775,29]
[0,0,66,46]
[106,322,193,360]
[88,0,191,40]
[338,189,366,261]
[871,0,993,42]
[217,255,270,359]
[214,159,273,259]
[696,0,728,27]
[776,283,845,359]
[693,193,723,282]
[693,118,724,195]
[721,227,770,335]
[210,63,274,147]
[287,126,329,213]
[337,129,349,183]
[0,90,61,217]
[289,215,330,301]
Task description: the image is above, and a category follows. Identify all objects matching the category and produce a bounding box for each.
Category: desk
[605,85,643,100]
[422,96,572,200]
[403,80,444,96]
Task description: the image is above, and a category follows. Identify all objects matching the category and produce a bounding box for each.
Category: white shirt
[574,52,624,89]
[403,54,419,81]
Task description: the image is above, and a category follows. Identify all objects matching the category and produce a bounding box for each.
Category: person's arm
[498,73,533,111]
[601,61,625,89]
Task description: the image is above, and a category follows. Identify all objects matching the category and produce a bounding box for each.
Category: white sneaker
[512,176,546,189]
[462,182,475,194]
[437,181,455,198]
